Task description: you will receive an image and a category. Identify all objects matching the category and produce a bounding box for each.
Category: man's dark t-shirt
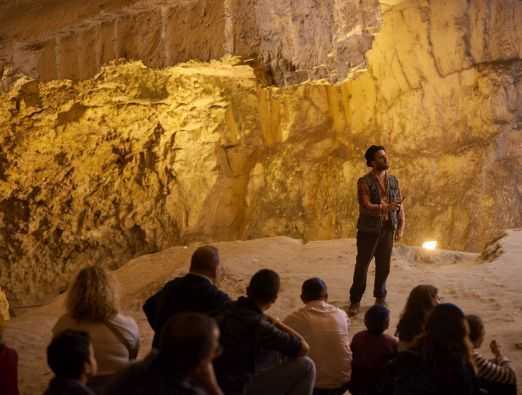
[214,296,302,395]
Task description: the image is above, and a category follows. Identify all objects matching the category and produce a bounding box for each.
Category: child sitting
[350,305,398,395]
[44,330,98,395]
[467,314,517,395]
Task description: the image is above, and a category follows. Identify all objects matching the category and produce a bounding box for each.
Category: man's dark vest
[357,173,400,233]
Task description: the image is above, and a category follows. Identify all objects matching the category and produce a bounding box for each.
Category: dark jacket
[43,378,95,395]
[0,344,19,395]
[104,355,207,395]
[390,350,480,395]
[143,273,231,348]
[214,297,302,395]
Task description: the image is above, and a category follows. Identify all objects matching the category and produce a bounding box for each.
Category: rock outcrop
[0,0,381,86]
[0,0,522,302]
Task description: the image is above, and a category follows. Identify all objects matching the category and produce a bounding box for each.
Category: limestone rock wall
[0,60,260,301]
[1,0,522,302]
[0,0,381,86]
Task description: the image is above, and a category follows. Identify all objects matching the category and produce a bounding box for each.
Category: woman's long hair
[396,284,438,342]
[66,266,120,321]
[417,304,476,380]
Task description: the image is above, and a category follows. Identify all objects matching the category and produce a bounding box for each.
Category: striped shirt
[472,350,517,385]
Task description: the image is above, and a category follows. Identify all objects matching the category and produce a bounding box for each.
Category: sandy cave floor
[4,233,522,395]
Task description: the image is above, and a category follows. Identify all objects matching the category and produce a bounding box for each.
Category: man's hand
[395,228,404,242]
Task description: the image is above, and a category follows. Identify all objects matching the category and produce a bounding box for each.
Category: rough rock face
[1,0,522,302]
[356,0,522,251]
[0,60,261,301]
[0,287,8,322]
[0,0,381,86]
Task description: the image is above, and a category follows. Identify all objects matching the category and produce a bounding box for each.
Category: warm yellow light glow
[422,240,438,250]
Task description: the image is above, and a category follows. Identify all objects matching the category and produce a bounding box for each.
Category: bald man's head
[189,246,220,280]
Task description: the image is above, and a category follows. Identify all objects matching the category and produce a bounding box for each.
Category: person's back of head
[365,305,390,335]
[158,313,220,379]
[420,303,473,376]
[189,246,220,280]
[466,314,485,349]
[66,266,119,322]
[246,269,280,309]
[301,277,328,303]
[47,330,97,381]
[397,284,438,341]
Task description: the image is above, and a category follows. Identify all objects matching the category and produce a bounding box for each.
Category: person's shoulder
[351,329,369,343]
[358,173,372,183]
[111,313,138,327]
[283,306,308,326]
[0,343,18,361]
[382,333,399,344]
[330,304,349,319]
[164,274,189,288]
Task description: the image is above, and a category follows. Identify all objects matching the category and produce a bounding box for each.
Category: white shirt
[53,313,140,375]
[284,300,352,389]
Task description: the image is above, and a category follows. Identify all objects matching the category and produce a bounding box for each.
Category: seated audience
[105,313,224,395]
[466,314,517,395]
[350,305,398,395]
[395,284,439,351]
[143,245,231,348]
[53,266,139,390]
[44,330,98,395]
[215,269,315,395]
[284,278,351,395]
[0,311,19,395]
[392,303,479,395]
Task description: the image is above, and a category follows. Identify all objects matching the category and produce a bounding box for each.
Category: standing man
[348,145,405,317]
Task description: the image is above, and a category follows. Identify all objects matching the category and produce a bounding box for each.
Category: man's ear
[324,292,328,302]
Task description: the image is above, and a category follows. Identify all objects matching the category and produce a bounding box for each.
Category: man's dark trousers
[349,225,394,304]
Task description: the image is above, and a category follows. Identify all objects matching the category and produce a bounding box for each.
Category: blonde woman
[53,266,139,387]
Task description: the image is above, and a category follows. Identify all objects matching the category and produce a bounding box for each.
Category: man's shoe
[348,302,360,317]
[375,297,388,307]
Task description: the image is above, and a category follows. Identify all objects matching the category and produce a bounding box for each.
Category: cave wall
[0,0,380,86]
[1,0,522,302]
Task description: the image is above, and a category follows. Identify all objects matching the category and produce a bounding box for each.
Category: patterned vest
[357,173,400,233]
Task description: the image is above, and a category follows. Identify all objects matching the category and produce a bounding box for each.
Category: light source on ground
[422,240,438,250]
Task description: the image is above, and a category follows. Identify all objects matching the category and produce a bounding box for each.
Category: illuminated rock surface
[0,0,380,85]
[1,0,522,302]
[0,287,9,322]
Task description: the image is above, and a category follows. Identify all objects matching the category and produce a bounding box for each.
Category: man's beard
[376,163,389,171]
